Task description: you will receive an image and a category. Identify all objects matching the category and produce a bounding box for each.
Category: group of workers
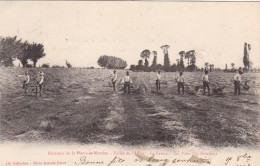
[111,70,133,95]
[17,68,244,97]
[16,71,44,96]
[111,69,244,96]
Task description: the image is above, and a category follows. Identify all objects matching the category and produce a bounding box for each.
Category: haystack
[137,84,151,94]
[212,86,225,94]
[242,80,251,90]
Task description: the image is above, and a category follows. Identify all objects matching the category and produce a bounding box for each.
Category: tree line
[1,36,254,72]
[130,42,255,72]
[0,36,46,67]
[130,45,197,72]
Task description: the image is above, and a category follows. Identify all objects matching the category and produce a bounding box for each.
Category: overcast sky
[0,1,259,68]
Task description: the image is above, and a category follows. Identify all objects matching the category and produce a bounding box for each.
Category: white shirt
[39,75,44,84]
[111,73,117,82]
[157,73,161,81]
[176,75,185,83]
[35,73,44,84]
[202,74,209,82]
[18,74,30,83]
[234,73,242,82]
[122,75,132,83]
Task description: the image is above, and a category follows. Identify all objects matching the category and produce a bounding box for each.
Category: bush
[157,64,163,71]
[149,65,157,72]
[41,63,50,68]
[170,64,177,72]
[186,65,197,72]
[52,65,65,68]
[129,65,136,71]
[26,64,33,68]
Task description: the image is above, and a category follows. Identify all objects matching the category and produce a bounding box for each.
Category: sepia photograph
[0,1,260,166]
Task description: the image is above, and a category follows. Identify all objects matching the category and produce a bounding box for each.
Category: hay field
[0,67,260,148]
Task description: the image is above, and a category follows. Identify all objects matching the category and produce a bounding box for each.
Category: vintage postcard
[0,1,260,166]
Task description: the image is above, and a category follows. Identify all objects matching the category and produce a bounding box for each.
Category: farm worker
[16,71,30,93]
[111,70,117,91]
[34,71,45,96]
[156,70,161,92]
[202,70,210,96]
[122,71,132,95]
[176,71,185,95]
[234,70,243,95]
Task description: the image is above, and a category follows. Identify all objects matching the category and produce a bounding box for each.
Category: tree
[0,36,23,67]
[249,61,253,70]
[138,59,143,66]
[176,59,180,65]
[41,63,50,68]
[187,50,196,65]
[178,51,185,71]
[248,44,251,69]
[151,51,157,67]
[170,63,177,72]
[17,41,30,67]
[157,64,163,70]
[140,49,151,69]
[209,64,214,72]
[243,42,251,71]
[231,63,235,69]
[190,54,196,66]
[66,60,72,68]
[136,59,144,71]
[97,55,127,69]
[29,42,46,67]
[129,65,136,71]
[176,59,180,71]
[186,64,196,72]
[149,51,158,71]
[183,51,189,65]
[205,62,209,70]
[161,45,170,71]
[184,50,196,72]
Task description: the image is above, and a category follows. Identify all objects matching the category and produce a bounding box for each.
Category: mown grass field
[0,67,260,149]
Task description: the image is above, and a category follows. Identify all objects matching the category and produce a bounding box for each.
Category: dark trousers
[124,82,130,94]
[156,80,161,91]
[23,81,26,89]
[203,81,210,96]
[36,82,43,95]
[234,81,240,95]
[178,82,184,94]
[112,81,116,90]
[23,81,28,92]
